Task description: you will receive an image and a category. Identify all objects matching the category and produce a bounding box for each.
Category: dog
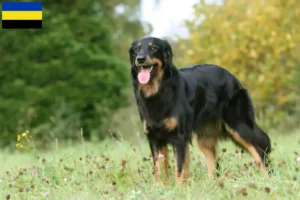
[128,36,271,184]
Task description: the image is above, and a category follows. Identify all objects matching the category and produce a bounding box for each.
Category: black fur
[128,36,271,179]
[223,89,271,166]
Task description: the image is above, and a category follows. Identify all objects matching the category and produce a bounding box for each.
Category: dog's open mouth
[137,65,157,84]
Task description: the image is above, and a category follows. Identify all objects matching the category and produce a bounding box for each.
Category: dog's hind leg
[194,134,218,178]
[224,89,271,173]
[253,124,272,168]
[225,124,267,173]
[173,140,190,184]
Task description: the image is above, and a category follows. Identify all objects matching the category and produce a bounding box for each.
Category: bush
[0,0,130,147]
[176,0,300,129]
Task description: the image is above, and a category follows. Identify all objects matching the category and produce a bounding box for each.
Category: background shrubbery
[173,0,300,130]
[0,0,299,149]
[0,0,150,147]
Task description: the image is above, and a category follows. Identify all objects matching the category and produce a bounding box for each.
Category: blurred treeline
[173,0,300,130]
[0,0,151,148]
[0,0,299,149]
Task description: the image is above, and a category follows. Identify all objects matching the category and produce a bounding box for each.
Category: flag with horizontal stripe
[2,2,42,29]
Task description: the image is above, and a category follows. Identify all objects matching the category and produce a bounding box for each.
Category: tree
[101,0,153,61]
[0,0,133,147]
[177,0,300,125]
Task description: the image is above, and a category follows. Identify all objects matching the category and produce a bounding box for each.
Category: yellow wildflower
[20,144,24,148]
[16,143,20,148]
[22,132,27,137]
[17,135,21,141]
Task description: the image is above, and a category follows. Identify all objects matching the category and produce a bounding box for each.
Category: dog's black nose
[136,56,146,64]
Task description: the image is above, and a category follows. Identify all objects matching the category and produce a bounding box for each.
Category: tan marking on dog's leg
[194,134,217,178]
[174,146,190,185]
[155,146,169,185]
[164,117,177,131]
[143,120,148,134]
[138,42,142,46]
[225,124,267,173]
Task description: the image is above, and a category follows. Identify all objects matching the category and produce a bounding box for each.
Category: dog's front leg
[173,139,190,184]
[149,140,169,185]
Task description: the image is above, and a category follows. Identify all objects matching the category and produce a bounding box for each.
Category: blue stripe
[2,2,42,11]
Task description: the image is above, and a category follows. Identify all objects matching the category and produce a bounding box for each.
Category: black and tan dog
[128,36,271,184]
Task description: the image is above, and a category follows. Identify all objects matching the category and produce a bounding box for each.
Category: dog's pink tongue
[138,68,151,84]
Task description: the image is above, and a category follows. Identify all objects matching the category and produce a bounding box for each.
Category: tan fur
[194,120,224,178]
[155,146,169,185]
[194,134,218,178]
[143,120,148,134]
[148,42,152,46]
[139,58,163,97]
[139,79,160,97]
[164,117,177,131]
[198,120,224,137]
[224,124,267,173]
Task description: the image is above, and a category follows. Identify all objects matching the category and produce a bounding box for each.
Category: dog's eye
[149,46,158,51]
[133,47,139,53]
[133,45,141,54]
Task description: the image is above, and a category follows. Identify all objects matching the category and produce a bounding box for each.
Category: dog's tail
[224,89,271,166]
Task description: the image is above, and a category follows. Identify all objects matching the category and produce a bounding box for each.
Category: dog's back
[179,64,243,128]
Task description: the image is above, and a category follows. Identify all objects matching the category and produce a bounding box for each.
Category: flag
[2,2,42,29]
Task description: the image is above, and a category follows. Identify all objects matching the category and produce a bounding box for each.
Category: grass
[0,130,300,200]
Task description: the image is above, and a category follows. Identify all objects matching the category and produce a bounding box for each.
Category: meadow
[0,0,299,200]
[0,129,299,200]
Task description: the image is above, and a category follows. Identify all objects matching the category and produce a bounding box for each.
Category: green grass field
[1,130,299,200]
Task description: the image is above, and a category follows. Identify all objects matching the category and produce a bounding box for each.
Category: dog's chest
[144,116,177,132]
[140,102,178,134]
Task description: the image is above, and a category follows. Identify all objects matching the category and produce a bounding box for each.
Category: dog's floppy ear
[163,39,173,64]
[128,41,137,66]
[128,41,136,54]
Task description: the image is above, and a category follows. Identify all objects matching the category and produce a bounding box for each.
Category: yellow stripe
[2,11,42,20]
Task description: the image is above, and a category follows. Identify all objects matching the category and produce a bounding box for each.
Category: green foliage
[101,0,153,60]
[176,0,300,129]
[0,0,134,147]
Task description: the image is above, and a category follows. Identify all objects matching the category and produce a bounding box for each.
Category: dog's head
[128,37,173,86]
